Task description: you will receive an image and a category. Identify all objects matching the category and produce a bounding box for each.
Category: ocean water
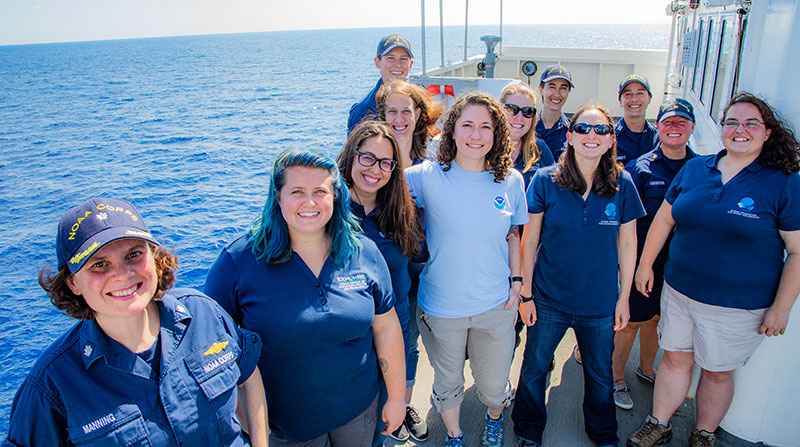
[0,24,668,432]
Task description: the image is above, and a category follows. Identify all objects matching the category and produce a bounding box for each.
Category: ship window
[710,19,731,120]
[691,20,705,93]
[700,19,714,105]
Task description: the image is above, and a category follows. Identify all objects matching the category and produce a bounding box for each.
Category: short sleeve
[509,172,530,226]
[537,139,555,166]
[204,247,242,325]
[619,171,646,224]
[4,379,68,446]
[235,328,262,384]
[404,163,426,208]
[526,169,548,214]
[778,173,800,231]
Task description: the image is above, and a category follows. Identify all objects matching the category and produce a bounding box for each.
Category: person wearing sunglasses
[375,80,444,443]
[535,64,575,161]
[205,149,406,447]
[512,104,645,447]
[615,74,659,164]
[337,121,425,447]
[610,98,699,411]
[628,93,800,447]
[500,82,555,189]
[405,92,528,447]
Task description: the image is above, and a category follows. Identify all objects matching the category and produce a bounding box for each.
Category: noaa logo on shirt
[605,204,617,218]
[738,197,755,211]
[493,196,506,210]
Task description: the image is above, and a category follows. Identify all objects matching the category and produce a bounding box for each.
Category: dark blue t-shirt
[204,234,394,442]
[515,138,555,191]
[527,166,645,315]
[347,78,383,133]
[664,151,800,309]
[615,118,659,165]
[535,113,570,161]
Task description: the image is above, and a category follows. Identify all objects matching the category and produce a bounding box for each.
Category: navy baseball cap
[618,74,652,99]
[539,64,574,88]
[376,34,413,58]
[657,98,695,123]
[56,198,159,273]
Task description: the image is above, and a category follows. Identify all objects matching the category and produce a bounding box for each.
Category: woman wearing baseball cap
[4,198,268,447]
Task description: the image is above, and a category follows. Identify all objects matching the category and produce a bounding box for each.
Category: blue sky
[0,0,671,45]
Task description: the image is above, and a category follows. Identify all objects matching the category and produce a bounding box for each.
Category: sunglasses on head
[504,103,536,119]
[571,123,614,136]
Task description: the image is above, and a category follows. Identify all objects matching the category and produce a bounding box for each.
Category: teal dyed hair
[250,149,362,265]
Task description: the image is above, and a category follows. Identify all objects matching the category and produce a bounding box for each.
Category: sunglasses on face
[504,103,536,119]
[355,150,397,172]
[571,123,614,136]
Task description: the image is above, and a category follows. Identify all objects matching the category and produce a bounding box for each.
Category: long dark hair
[437,92,513,183]
[338,121,422,257]
[553,103,622,196]
[377,81,444,162]
[722,92,800,174]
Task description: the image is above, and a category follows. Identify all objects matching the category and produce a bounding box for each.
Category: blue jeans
[511,299,618,445]
[406,287,420,386]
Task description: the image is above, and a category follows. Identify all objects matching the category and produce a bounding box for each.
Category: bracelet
[510,276,524,284]
[520,295,534,303]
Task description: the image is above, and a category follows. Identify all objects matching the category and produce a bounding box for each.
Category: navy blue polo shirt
[664,151,800,310]
[515,138,555,190]
[615,118,659,164]
[348,78,383,133]
[535,113,570,161]
[527,166,645,315]
[204,234,395,442]
[350,200,411,334]
[4,289,262,447]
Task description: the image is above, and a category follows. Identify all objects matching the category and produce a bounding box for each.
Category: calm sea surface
[0,24,668,431]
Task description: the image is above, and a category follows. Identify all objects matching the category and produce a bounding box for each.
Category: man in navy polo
[348,35,413,133]
[615,74,659,164]
[612,98,698,410]
[535,64,574,160]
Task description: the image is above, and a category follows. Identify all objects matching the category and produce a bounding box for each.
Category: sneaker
[627,415,672,447]
[405,405,428,441]
[689,428,717,447]
[613,383,634,410]
[389,420,410,442]
[445,433,465,447]
[574,345,582,365]
[635,366,656,384]
[481,413,504,447]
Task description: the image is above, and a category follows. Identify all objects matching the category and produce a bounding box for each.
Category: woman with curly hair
[5,198,267,446]
[404,92,528,447]
[628,92,800,447]
[512,104,644,447]
[499,82,555,189]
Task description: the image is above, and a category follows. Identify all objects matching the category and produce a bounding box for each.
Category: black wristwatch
[510,276,524,285]
[520,295,534,303]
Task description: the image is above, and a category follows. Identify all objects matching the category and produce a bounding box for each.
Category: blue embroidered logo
[493,196,506,210]
[738,197,755,211]
[604,203,617,218]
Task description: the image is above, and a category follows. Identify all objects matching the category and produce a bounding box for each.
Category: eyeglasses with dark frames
[355,150,397,172]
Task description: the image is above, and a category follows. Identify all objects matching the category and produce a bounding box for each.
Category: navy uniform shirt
[4,289,262,447]
[615,118,659,165]
[665,151,800,310]
[347,78,383,133]
[350,200,411,336]
[204,234,395,442]
[515,138,556,191]
[527,166,645,315]
[535,113,570,161]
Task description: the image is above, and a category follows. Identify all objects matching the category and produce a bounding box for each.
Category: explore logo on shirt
[335,274,368,291]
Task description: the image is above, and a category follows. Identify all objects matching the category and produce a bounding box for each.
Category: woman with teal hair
[205,149,406,447]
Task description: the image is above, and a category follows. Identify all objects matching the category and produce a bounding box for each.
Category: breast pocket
[67,404,151,447]
[184,337,241,402]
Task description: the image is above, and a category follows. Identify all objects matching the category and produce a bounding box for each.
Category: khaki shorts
[658,282,766,372]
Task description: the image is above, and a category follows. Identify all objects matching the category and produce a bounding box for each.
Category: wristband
[520,295,534,303]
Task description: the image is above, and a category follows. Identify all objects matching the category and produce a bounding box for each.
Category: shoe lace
[637,420,663,443]
[407,406,422,424]
[484,416,503,440]
[446,434,464,447]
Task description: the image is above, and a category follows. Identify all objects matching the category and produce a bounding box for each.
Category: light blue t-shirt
[405,159,529,318]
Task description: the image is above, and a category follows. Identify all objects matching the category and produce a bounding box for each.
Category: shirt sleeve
[510,172,530,226]
[526,169,548,214]
[619,171,646,224]
[778,173,800,231]
[537,138,555,166]
[4,379,69,447]
[404,163,425,208]
[204,247,243,326]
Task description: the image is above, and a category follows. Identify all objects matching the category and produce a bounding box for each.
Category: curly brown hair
[377,81,445,162]
[437,92,513,182]
[553,103,622,196]
[337,121,423,257]
[38,243,178,320]
[500,83,542,172]
[722,92,800,174]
